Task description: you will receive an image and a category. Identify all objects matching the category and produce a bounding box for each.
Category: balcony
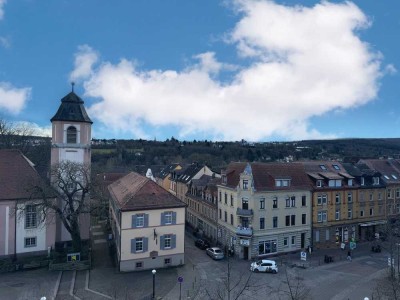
[236,207,253,216]
[236,226,253,236]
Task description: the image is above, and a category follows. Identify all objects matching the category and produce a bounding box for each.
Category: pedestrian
[347,250,352,261]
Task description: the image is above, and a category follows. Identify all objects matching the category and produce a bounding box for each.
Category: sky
[0,0,399,142]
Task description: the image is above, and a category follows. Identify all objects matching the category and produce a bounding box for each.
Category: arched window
[66,126,77,144]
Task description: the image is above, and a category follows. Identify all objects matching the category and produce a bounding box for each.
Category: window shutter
[144,214,149,227]
[160,235,165,250]
[131,239,136,253]
[131,215,136,228]
[143,237,148,252]
[171,234,176,249]
[161,212,165,226]
[172,212,177,225]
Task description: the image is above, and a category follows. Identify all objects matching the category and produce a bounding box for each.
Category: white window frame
[335,209,340,221]
[24,237,37,248]
[165,211,173,225]
[260,198,265,210]
[136,238,144,252]
[136,214,144,227]
[164,235,172,249]
[25,205,37,229]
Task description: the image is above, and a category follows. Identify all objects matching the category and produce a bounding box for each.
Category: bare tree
[273,267,312,300]
[27,161,94,252]
[372,269,400,300]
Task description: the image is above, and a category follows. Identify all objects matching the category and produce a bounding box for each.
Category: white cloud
[0,0,6,20]
[14,121,52,137]
[0,82,31,114]
[74,0,382,141]
[69,45,99,83]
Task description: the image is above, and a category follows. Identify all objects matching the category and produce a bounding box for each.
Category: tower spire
[71,82,75,92]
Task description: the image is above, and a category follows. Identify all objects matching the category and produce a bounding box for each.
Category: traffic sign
[300,251,307,261]
[178,276,183,283]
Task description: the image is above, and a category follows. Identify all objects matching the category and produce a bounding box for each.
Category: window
[397,189,400,198]
[219,209,222,219]
[392,174,398,180]
[242,198,249,210]
[348,209,352,219]
[291,215,296,226]
[164,211,173,225]
[360,192,364,202]
[243,180,248,190]
[273,217,278,228]
[291,196,296,207]
[333,164,340,170]
[224,211,227,222]
[164,235,172,249]
[230,195,234,206]
[260,217,265,230]
[164,258,171,265]
[230,214,234,225]
[329,180,342,187]
[302,214,306,225]
[219,192,221,202]
[24,237,36,248]
[320,164,327,170]
[258,240,277,255]
[285,215,296,226]
[136,238,144,252]
[317,211,327,222]
[135,262,143,269]
[348,179,353,186]
[317,180,323,187]
[335,209,340,220]
[136,214,144,227]
[360,210,364,217]
[285,215,290,226]
[273,197,278,209]
[276,179,290,187]
[302,196,306,206]
[361,177,365,186]
[373,177,380,185]
[260,198,265,209]
[291,236,296,245]
[25,205,37,229]
[283,237,288,247]
[347,192,352,203]
[222,175,227,184]
[335,193,340,204]
[388,189,392,198]
[224,193,227,204]
[66,126,77,143]
[317,194,327,205]
[286,197,290,207]
[378,192,382,201]
[370,208,374,216]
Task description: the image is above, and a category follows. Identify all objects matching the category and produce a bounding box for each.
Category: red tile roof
[0,149,42,200]
[108,172,186,211]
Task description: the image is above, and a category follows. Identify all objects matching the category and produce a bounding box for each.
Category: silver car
[206,247,224,260]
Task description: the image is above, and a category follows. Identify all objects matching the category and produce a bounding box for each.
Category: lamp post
[152,269,156,299]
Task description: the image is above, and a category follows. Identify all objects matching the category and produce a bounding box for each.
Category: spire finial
[71,82,75,92]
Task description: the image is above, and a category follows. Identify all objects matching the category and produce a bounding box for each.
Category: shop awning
[359,220,387,227]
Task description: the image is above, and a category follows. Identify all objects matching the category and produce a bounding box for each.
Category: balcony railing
[236,226,253,236]
[237,208,253,216]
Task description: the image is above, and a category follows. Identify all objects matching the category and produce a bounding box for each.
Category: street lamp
[152,269,157,299]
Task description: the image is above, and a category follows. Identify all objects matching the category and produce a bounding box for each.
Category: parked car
[195,239,210,250]
[250,260,278,273]
[206,247,224,260]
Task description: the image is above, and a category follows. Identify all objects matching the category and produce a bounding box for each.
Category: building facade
[218,162,312,260]
[108,172,186,272]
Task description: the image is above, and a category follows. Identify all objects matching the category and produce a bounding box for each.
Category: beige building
[218,162,312,260]
[156,163,182,193]
[108,172,186,272]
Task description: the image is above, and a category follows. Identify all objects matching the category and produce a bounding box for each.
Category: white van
[250,259,278,273]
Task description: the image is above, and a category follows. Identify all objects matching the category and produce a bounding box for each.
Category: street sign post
[178,276,183,300]
[300,251,307,261]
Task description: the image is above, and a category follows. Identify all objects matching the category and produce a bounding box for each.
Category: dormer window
[275,179,290,187]
[222,175,227,185]
[348,179,353,186]
[67,126,77,143]
[373,177,380,185]
[242,180,248,190]
[360,177,365,186]
[317,180,323,187]
[328,180,342,187]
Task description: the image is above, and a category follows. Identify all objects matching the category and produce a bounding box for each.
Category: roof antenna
[71,82,75,92]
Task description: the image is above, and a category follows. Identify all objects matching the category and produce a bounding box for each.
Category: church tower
[50,87,92,166]
[50,87,93,243]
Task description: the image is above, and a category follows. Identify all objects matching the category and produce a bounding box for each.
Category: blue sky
[0,0,399,141]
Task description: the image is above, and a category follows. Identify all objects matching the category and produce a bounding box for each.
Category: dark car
[195,239,210,250]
